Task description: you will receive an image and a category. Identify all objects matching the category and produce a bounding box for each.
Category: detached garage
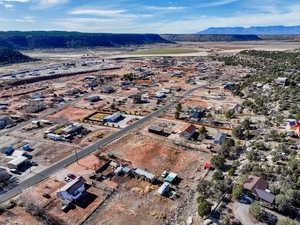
[8,156,29,169]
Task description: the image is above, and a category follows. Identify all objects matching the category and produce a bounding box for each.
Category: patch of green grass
[129,48,199,55]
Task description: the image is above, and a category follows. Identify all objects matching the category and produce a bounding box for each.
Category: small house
[103,112,124,123]
[57,176,86,202]
[243,175,275,204]
[179,124,197,139]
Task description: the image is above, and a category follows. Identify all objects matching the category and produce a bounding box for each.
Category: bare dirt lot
[49,106,95,121]
[102,133,209,176]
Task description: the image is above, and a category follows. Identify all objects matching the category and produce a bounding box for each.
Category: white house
[57,176,86,202]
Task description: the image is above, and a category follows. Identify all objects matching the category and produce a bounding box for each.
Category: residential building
[243,175,275,204]
[57,177,86,202]
[179,124,197,139]
[103,112,125,123]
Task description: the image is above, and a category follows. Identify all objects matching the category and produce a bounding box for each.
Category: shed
[148,125,164,135]
[133,168,156,182]
[7,156,29,169]
[164,172,177,183]
[158,182,170,195]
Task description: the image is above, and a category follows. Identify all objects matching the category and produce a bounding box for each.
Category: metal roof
[8,156,28,166]
[255,188,275,203]
[122,167,131,173]
[165,172,177,183]
[134,168,155,181]
[158,182,169,195]
[104,112,123,121]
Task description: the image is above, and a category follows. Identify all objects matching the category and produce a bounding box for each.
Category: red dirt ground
[103,134,210,176]
[49,106,95,121]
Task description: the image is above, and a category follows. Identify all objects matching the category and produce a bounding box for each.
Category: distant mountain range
[198,26,300,35]
[161,34,261,42]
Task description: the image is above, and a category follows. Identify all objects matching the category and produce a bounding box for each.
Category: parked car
[67,173,77,180]
[238,195,254,204]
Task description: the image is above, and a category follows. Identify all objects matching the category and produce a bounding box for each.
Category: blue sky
[0,0,300,33]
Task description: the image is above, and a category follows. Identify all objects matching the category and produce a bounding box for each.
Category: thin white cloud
[2,0,29,2]
[145,6,187,11]
[70,9,126,17]
[3,3,14,8]
[16,16,35,23]
[69,8,152,19]
[197,0,239,8]
[34,0,69,9]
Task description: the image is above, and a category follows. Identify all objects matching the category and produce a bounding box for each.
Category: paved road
[0,87,200,203]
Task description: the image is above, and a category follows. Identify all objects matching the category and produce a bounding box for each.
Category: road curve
[0,87,199,203]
